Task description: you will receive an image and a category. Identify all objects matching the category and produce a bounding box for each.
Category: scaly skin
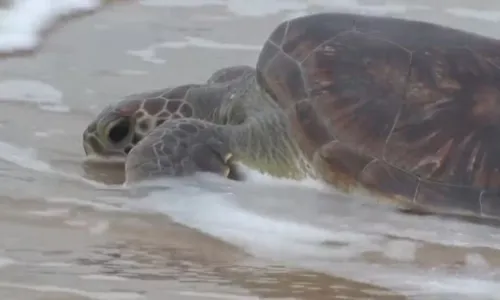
[124,71,314,183]
[83,66,315,183]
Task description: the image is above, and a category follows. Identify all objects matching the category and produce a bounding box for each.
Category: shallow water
[0,0,500,299]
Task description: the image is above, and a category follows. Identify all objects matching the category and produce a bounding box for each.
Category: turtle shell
[256,12,500,218]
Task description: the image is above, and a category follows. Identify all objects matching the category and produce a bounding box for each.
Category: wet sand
[0,1,499,299]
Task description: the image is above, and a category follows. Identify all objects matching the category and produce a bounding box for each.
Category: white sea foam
[34,129,65,138]
[0,140,54,173]
[122,168,500,299]
[0,139,111,189]
[0,79,69,112]
[128,37,261,64]
[47,196,127,212]
[159,37,262,51]
[0,256,16,268]
[80,274,128,281]
[0,0,103,53]
[28,208,70,217]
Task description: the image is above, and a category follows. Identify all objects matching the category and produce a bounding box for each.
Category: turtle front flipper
[124,118,242,184]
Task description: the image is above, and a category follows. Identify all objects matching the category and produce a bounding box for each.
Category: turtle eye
[105,118,131,144]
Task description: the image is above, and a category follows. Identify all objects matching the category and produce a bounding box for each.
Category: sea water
[0,1,499,299]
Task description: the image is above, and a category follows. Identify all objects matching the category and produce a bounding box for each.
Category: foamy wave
[0,139,111,188]
[128,37,261,64]
[0,257,17,268]
[122,169,500,299]
[0,141,54,173]
[0,0,103,53]
[0,79,69,112]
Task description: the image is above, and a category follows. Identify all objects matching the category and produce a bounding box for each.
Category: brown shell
[256,12,500,218]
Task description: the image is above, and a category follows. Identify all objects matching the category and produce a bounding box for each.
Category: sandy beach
[0,1,499,299]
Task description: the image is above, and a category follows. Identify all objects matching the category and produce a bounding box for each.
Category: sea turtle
[83,12,500,220]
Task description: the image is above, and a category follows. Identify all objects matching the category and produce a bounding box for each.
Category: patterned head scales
[82,84,198,160]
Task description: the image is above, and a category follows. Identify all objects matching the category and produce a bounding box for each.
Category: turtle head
[83,99,150,162]
[83,85,203,163]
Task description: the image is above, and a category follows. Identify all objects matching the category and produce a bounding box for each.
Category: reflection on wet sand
[82,160,126,185]
[78,216,405,299]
